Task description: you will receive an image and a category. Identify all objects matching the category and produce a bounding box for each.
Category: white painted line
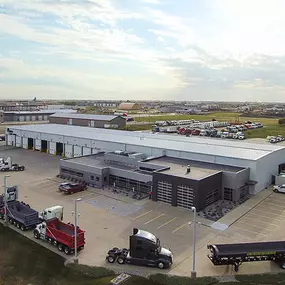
[145,213,165,224]
[254,205,285,215]
[261,201,285,209]
[231,225,267,237]
[172,222,189,234]
[236,220,274,231]
[157,217,178,229]
[245,212,282,222]
[241,216,279,227]
[132,210,153,221]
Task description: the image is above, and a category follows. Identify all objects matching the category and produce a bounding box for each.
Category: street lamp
[3,175,10,226]
[191,206,197,279]
[72,198,81,264]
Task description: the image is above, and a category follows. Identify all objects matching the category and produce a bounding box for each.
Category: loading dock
[35,139,41,151]
[56,142,64,156]
[16,136,22,147]
[41,140,48,152]
[27,138,34,150]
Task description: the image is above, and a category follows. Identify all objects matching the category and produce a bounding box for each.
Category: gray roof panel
[49,113,120,121]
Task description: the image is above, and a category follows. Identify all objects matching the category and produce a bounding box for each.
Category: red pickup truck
[58,182,87,194]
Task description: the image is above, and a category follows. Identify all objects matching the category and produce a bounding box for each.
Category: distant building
[93,101,120,108]
[118,103,140,110]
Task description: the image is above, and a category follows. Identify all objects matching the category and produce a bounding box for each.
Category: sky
[1,0,285,102]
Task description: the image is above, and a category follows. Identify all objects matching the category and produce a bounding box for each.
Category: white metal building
[5,124,285,195]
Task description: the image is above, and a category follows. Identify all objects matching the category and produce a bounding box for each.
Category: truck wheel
[280,262,285,269]
[53,240,57,247]
[157,262,165,269]
[117,257,125,264]
[58,243,64,252]
[64,247,70,255]
[0,213,3,219]
[20,224,26,231]
[107,256,115,263]
[34,231,40,239]
[234,263,239,272]
[16,223,20,229]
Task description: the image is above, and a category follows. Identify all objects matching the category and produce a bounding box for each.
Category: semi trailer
[106,228,173,269]
[207,240,285,272]
[0,200,39,231]
[33,217,85,255]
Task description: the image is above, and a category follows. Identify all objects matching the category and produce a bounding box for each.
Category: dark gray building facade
[59,151,250,212]
[49,113,126,129]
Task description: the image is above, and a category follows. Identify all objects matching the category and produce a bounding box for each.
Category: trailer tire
[107,256,115,263]
[0,213,3,219]
[280,262,285,269]
[53,240,57,247]
[16,223,20,229]
[34,231,40,239]
[117,257,125,264]
[157,261,165,269]
[58,243,64,252]
[234,263,239,272]
[64,247,70,255]
[20,224,26,231]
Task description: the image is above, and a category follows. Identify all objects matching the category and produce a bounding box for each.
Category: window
[91,175,94,180]
[96,177,99,182]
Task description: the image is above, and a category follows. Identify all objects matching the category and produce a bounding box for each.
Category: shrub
[67,264,115,279]
[236,272,285,284]
[278,118,285,125]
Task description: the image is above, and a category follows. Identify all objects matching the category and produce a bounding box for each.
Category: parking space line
[172,222,189,234]
[245,212,282,222]
[157,217,177,229]
[236,220,274,231]
[254,206,285,215]
[132,210,153,221]
[231,225,267,237]
[261,201,285,209]
[145,213,165,224]
[241,216,279,227]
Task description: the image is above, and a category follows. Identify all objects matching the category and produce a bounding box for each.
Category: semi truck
[0,200,39,231]
[33,217,85,255]
[106,228,173,269]
[38,205,64,222]
[207,240,285,272]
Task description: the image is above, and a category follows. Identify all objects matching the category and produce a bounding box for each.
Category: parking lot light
[190,206,197,279]
[3,175,10,226]
[72,198,82,264]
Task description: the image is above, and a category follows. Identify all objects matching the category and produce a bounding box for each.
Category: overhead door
[49,142,56,155]
[7,134,16,146]
[31,115,36,121]
[35,139,41,150]
[19,116,25,122]
[22,137,28,149]
[38,115,43,121]
[74,146,82,157]
[156,181,172,204]
[65,144,74,158]
[25,115,30,121]
[44,115,48,121]
[15,136,22,147]
[83,147,91,156]
[177,185,194,209]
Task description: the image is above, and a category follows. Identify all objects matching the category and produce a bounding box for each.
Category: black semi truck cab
[106,228,173,269]
[207,240,285,272]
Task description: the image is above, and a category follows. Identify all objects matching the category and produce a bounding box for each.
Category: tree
[278,118,285,125]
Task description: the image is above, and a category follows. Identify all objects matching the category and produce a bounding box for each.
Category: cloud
[1,0,285,101]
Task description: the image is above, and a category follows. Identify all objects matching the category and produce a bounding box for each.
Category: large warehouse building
[49,113,126,129]
[5,124,285,210]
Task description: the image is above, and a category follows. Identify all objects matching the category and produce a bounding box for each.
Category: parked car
[273,185,285,193]
[58,182,87,194]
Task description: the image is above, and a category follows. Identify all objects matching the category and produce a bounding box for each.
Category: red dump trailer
[33,217,85,255]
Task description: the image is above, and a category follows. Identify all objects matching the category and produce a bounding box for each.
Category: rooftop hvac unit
[128,153,145,160]
[114,150,124,155]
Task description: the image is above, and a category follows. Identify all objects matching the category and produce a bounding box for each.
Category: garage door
[74,146,82,157]
[35,139,41,150]
[49,142,56,155]
[19,116,25,122]
[31,115,36,121]
[177,185,194,209]
[38,115,42,121]
[22,137,28,149]
[44,115,48,121]
[157,181,172,204]
[25,115,30,121]
[83,147,91,156]
[7,134,15,146]
[16,136,22,147]
[65,144,73,158]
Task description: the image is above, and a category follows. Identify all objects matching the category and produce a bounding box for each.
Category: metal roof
[49,113,119,121]
[5,109,76,115]
[8,124,285,161]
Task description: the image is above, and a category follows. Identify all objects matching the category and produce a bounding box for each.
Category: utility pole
[72,198,81,264]
[191,206,197,279]
[3,175,10,227]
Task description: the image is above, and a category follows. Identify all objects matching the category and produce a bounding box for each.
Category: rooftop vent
[186,165,191,174]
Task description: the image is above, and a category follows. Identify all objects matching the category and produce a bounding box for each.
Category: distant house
[118,103,140,110]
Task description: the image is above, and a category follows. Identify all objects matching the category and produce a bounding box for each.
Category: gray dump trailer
[0,201,39,231]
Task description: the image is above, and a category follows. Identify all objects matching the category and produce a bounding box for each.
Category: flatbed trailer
[207,241,285,272]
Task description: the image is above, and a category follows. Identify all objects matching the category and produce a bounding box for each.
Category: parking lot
[2,146,285,277]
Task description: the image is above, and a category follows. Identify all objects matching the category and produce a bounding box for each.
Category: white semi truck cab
[39,205,64,222]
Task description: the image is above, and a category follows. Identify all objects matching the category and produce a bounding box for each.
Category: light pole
[3,175,10,226]
[191,206,197,278]
[72,197,81,264]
